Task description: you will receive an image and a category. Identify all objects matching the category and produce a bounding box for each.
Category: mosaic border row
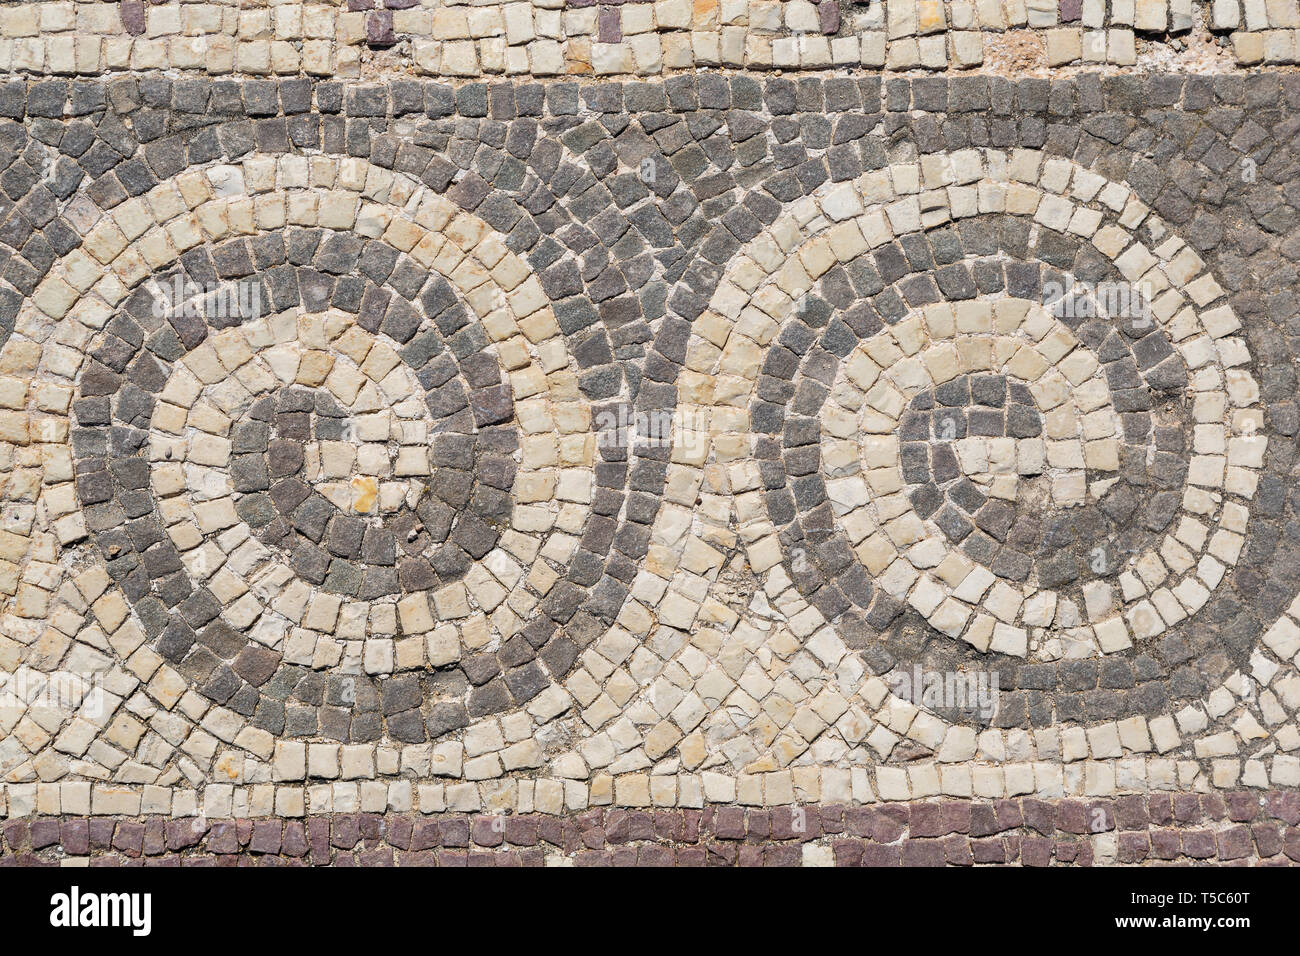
[2,794,1298,865]
[1,0,1299,77]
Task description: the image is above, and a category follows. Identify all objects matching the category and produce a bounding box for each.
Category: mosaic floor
[1,0,1300,867]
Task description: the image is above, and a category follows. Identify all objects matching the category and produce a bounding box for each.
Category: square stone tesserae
[0,0,1299,876]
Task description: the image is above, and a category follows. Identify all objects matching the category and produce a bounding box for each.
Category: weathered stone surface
[0,60,1297,870]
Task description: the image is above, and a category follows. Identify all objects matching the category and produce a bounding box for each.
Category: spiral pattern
[47,156,598,743]
[658,147,1266,687]
[2,84,1298,809]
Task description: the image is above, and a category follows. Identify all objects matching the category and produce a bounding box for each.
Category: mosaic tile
[0,58,1298,865]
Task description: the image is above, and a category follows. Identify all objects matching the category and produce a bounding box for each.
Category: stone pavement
[1,3,1300,867]
[11,0,1300,74]
[5,792,1300,865]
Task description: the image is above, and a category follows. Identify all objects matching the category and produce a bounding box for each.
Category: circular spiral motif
[60,158,598,743]
[818,297,1135,656]
[2,88,1298,804]
[678,149,1266,673]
